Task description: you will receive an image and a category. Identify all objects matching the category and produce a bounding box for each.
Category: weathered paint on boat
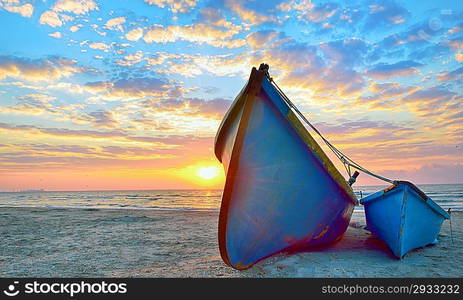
[360,181,450,258]
[214,65,358,270]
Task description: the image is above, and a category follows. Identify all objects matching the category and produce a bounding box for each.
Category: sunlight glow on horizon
[197,166,221,180]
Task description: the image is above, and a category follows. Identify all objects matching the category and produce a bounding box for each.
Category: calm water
[0,184,462,211]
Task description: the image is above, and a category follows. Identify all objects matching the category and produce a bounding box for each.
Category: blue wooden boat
[214,64,358,270]
[360,181,450,258]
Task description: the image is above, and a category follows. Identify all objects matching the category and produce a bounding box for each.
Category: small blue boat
[215,64,358,269]
[360,181,450,258]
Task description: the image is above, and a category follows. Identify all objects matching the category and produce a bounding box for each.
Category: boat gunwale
[360,181,450,219]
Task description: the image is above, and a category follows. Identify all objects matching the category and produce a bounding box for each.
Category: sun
[196,166,220,180]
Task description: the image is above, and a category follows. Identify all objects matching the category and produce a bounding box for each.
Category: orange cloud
[367,61,423,79]
[52,0,98,15]
[88,42,111,51]
[49,31,62,38]
[104,16,125,31]
[39,10,63,27]
[0,55,88,82]
[225,0,270,25]
[197,8,242,32]
[115,51,144,66]
[437,66,463,82]
[142,23,245,48]
[246,30,280,49]
[125,27,143,41]
[144,0,197,13]
[83,77,185,101]
[1,2,33,17]
[279,0,337,23]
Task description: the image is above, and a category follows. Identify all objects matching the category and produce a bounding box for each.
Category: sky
[0,0,462,191]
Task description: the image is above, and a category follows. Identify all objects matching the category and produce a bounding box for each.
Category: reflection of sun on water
[197,166,220,180]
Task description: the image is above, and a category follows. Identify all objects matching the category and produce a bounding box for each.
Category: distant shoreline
[1,182,463,193]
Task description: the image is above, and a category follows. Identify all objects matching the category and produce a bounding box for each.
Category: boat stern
[360,181,450,258]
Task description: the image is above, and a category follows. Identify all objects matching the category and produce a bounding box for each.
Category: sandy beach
[0,207,461,277]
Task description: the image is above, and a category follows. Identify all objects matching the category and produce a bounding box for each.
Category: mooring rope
[268,77,395,184]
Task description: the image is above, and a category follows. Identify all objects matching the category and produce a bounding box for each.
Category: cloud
[115,51,144,66]
[0,93,119,130]
[88,42,110,51]
[0,93,123,129]
[448,24,463,35]
[70,24,82,32]
[314,119,409,140]
[157,63,203,78]
[278,0,313,12]
[1,2,33,17]
[142,23,245,48]
[297,2,338,23]
[0,55,88,82]
[39,0,97,28]
[39,10,63,27]
[437,66,463,82]
[0,138,178,170]
[115,96,234,136]
[83,77,184,100]
[140,52,249,78]
[403,86,454,103]
[125,27,143,41]
[0,93,58,116]
[447,38,463,51]
[353,81,417,111]
[245,37,369,99]
[369,82,416,98]
[246,30,281,49]
[104,16,125,31]
[48,31,62,38]
[185,98,232,119]
[0,122,197,150]
[224,0,271,26]
[366,60,423,78]
[144,0,198,13]
[320,38,367,68]
[81,110,118,128]
[196,8,242,32]
[52,0,98,15]
[17,93,57,107]
[144,52,181,66]
[384,163,463,185]
[146,97,232,119]
[364,0,409,29]
[378,22,443,52]
[401,86,456,116]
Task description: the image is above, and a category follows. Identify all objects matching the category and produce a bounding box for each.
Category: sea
[0,184,462,212]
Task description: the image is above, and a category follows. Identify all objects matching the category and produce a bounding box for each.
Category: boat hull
[360,181,450,258]
[215,67,357,269]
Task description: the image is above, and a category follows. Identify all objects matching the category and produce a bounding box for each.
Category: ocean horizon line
[1,182,463,193]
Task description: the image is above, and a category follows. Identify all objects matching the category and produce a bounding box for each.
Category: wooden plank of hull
[215,67,357,269]
[361,181,449,258]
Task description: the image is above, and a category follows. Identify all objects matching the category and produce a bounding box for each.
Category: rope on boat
[268,76,395,185]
